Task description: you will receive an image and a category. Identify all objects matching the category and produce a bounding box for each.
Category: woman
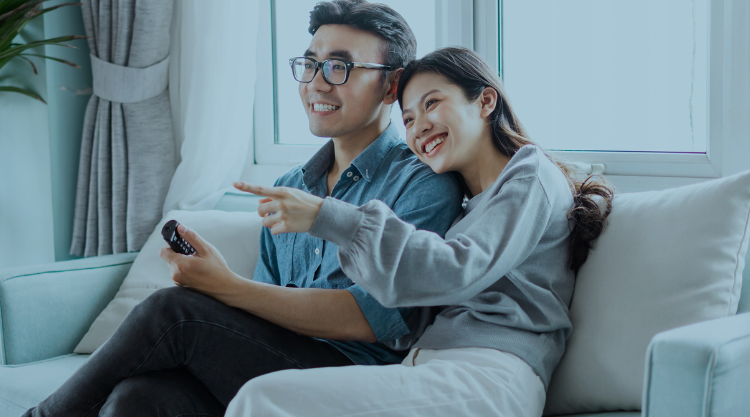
[226,47,613,417]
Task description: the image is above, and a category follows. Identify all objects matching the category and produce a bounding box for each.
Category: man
[24,1,462,416]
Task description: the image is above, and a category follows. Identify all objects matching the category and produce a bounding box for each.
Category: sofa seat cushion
[0,354,89,415]
[552,413,640,417]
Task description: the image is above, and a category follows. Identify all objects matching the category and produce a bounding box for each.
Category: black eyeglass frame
[289,57,394,85]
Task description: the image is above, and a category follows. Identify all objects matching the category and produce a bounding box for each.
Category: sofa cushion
[551,413,640,417]
[0,354,89,416]
[74,210,263,353]
[544,171,750,415]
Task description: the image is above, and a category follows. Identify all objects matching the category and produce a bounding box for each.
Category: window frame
[247,0,749,192]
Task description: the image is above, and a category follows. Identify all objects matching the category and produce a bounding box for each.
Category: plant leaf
[0,35,86,60]
[18,55,37,73]
[0,1,41,23]
[35,2,82,19]
[0,85,46,103]
[20,52,80,68]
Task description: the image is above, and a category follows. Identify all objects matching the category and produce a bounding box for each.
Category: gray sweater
[309,145,575,390]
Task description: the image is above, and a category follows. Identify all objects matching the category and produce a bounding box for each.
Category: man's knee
[135,286,202,316]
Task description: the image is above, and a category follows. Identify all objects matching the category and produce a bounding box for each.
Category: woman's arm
[310,176,553,307]
[235,176,553,308]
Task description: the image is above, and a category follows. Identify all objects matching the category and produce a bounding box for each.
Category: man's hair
[308,0,417,70]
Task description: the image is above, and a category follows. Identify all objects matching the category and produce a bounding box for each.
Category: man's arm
[213,272,377,343]
[160,223,377,343]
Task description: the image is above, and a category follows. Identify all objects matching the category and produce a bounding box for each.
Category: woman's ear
[383,68,403,105]
[479,86,498,119]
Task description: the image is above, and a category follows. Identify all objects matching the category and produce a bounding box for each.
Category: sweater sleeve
[309,175,553,308]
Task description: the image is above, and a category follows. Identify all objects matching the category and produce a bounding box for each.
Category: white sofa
[2,171,750,417]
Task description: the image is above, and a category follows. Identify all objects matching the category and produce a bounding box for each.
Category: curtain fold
[161,0,259,216]
[71,0,176,257]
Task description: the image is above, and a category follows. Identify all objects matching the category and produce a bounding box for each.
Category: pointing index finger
[234,182,285,198]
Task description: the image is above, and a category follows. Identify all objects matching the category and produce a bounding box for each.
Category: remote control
[161,220,196,255]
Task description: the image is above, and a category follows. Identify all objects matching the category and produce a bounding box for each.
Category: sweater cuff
[309,197,364,250]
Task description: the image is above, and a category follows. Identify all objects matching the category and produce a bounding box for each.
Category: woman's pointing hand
[234,182,324,235]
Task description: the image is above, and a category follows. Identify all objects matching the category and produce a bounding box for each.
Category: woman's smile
[423,133,447,156]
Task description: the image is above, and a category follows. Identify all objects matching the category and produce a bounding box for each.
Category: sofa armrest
[642,312,750,417]
[0,253,137,365]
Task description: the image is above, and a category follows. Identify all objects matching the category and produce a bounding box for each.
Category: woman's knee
[227,372,294,416]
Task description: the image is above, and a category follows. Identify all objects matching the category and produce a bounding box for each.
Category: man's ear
[479,86,498,119]
[383,68,403,105]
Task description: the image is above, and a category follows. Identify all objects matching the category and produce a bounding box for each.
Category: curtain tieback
[90,54,170,103]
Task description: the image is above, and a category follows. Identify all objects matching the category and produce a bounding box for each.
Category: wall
[0,3,91,269]
[43,1,92,262]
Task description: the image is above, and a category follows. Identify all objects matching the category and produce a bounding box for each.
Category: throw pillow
[543,171,750,415]
[74,209,263,353]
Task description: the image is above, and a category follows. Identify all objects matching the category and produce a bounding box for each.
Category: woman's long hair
[397,47,614,274]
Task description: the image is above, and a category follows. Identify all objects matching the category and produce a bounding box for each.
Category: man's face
[300,24,391,139]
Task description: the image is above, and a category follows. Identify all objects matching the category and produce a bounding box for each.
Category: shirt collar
[301,122,402,187]
[350,122,401,182]
[302,140,335,190]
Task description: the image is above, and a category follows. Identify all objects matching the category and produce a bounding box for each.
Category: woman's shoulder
[496,144,551,185]
[496,145,572,208]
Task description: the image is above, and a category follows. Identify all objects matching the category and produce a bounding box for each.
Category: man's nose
[308,68,332,92]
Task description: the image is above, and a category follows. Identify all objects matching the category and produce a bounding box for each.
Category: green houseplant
[0,0,84,103]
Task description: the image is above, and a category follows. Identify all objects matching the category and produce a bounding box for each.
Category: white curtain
[163,0,260,216]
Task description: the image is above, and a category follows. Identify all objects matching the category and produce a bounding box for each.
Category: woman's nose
[414,116,431,138]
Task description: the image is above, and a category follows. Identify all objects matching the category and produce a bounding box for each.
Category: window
[250,0,748,188]
[502,0,708,154]
[498,0,728,179]
[254,0,436,165]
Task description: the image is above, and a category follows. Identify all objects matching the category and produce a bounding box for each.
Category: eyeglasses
[289,57,394,85]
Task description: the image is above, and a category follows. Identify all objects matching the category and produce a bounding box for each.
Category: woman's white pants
[225,347,546,417]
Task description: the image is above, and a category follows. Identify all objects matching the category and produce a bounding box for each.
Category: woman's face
[401,72,490,174]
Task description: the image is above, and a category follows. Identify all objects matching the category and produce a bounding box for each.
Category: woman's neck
[459,138,512,198]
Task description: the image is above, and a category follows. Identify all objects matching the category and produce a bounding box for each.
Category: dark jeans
[24,287,354,417]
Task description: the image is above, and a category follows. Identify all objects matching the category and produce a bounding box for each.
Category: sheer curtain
[163,0,260,216]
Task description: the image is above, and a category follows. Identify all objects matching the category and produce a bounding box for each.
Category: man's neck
[326,117,391,195]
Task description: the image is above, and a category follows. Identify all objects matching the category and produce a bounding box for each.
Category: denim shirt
[252,123,464,365]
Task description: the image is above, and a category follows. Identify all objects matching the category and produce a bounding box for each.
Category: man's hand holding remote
[159,223,244,297]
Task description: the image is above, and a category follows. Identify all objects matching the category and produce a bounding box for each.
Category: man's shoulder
[383,142,459,188]
[274,164,306,187]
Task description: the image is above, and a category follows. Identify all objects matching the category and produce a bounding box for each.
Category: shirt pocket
[274,233,297,286]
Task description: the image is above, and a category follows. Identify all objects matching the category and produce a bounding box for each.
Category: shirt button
[353,176,360,181]
[346,171,353,178]
[314,248,320,255]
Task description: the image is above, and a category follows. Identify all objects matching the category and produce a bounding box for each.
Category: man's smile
[312,102,341,112]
